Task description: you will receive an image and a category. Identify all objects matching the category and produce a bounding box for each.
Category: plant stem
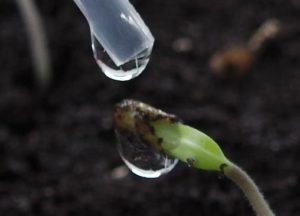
[247,18,281,53]
[16,0,51,90]
[224,163,275,216]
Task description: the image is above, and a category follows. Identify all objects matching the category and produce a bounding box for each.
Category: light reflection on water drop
[116,131,178,178]
[91,32,152,81]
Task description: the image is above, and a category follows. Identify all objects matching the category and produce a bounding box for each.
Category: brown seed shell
[113,99,180,151]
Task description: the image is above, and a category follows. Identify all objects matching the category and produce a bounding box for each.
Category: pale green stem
[16,0,51,90]
[224,163,275,216]
[247,18,281,53]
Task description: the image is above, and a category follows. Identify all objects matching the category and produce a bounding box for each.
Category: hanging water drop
[116,130,178,178]
[73,0,154,81]
[91,32,152,81]
[113,100,179,178]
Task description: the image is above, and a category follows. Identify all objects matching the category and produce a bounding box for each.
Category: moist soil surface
[1,0,300,215]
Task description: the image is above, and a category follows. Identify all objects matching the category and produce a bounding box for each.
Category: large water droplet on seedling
[116,131,178,178]
[91,32,152,81]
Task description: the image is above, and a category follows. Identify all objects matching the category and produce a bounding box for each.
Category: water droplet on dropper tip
[91,32,152,81]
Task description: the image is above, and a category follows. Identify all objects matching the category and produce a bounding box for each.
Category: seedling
[210,18,281,77]
[16,0,51,90]
[114,99,275,216]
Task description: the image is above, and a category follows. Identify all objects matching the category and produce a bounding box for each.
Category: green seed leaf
[152,121,230,171]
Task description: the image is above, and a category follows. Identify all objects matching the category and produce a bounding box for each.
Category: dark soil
[1,0,300,215]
